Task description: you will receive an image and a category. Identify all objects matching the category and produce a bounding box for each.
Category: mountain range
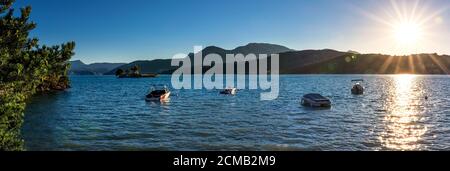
[69,60,126,75]
[103,43,293,75]
[69,43,450,75]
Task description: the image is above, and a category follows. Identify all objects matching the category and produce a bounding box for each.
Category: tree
[0,0,75,150]
[115,69,124,76]
[130,65,140,75]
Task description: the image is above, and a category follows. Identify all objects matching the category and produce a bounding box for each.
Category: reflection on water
[379,75,427,150]
[146,98,172,112]
[146,98,171,105]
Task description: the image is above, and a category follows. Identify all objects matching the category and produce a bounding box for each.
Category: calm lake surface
[22,75,450,151]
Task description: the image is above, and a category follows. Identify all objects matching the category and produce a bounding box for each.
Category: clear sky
[14,0,450,63]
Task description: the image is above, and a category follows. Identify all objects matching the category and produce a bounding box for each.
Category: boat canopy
[303,93,329,101]
[351,79,364,82]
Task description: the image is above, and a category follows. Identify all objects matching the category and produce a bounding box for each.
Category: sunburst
[354,0,448,55]
[392,21,423,45]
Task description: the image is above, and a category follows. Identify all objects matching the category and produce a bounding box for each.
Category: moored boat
[351,79,364,95]
[301,93,331,107]
[145,85,170,101]
[220,87,237,95]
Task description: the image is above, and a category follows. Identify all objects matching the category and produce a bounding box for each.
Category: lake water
[22,75,450,151]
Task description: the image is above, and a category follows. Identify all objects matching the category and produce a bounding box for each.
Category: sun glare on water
[394,74,415,88]
[379,74,428,150]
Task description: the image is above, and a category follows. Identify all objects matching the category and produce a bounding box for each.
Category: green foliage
[0,0,75,150]
[0,82,27,151]
[117,65,142,78]
[130,65,140,75]
[130,65,139,72]
[115,68,124,76]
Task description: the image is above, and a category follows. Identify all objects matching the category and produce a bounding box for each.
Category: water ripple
[22,75,450,151]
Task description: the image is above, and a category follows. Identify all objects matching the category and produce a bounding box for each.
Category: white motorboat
[351,79,364,95]
[220,87,237,95]
[145,85,170,101]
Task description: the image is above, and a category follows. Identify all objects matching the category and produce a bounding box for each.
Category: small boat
[351,79,364,95]
[220,87,237,95]
[301,93,331,107]
[145,85,170,101]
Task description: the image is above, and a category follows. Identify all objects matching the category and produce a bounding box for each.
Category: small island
[115,65,158,78]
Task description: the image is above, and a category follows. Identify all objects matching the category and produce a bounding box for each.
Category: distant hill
[102,42,450,75]
[69,60,126,75]
[104,59,176,75]
[187,43,294,63]
[232,43,294,55]
[278,49,347,74]
[289,53,450,74]
[105,43,294,75]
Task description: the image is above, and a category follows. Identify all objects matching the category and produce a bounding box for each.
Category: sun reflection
[379,75,427,150]
[394,74,414,95]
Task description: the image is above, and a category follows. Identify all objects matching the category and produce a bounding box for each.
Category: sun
[355,0,447,55]
[393,22,423,46]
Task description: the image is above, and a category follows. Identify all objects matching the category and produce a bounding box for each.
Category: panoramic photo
[1,0,450,158]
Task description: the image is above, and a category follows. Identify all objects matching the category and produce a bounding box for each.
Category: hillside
[278,49,347,74]
[102,43,450,75]
[104,59,175,75]
[105,43,294,75]
[289,53,450,74]
[69,60,126,75]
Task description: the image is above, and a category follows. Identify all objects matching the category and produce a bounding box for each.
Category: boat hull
[351,85,364,95]
[220,88,236,95]
[301,98,331,108]
[145,92,170,101]
[351,89,364,95]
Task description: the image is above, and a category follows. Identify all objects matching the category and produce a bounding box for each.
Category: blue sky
[14,0,450,63]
